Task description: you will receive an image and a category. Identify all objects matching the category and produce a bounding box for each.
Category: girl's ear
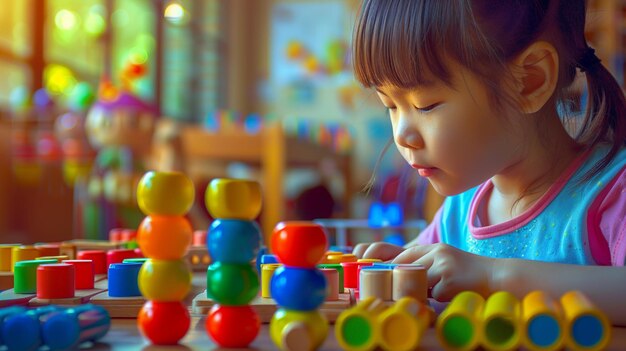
[509,41,559,114]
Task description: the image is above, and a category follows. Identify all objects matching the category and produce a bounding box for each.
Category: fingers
[353,243,372,259]
[362,242,404,261]
[391,244,436,264]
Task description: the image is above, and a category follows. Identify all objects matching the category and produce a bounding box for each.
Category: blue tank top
[439,145,626,265]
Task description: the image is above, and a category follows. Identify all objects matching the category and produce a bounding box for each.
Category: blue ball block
[271,266,326,311]
[208,219,262,263]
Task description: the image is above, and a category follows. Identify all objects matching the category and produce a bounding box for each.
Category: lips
[411,164,433,170]
[411,164,437,177]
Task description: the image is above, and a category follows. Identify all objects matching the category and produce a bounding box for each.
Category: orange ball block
[138,300,190,345]
[137,171,195,216]
[137,216,192,259]
[205,179,262,220]
[271,221,328,268]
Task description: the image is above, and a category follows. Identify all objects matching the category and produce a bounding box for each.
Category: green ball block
[14,259,57,294]
[206,262,259,305]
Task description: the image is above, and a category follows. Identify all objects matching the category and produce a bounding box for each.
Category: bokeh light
[55,9,78,31]
[164,1,187,25]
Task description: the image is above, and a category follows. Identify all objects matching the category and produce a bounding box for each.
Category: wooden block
[0,271,13,291]
[89,291,146,318]
[59,243,76,260]
[0,289,35,307]
[64,240,122,252]
[29,288,105,307]
[193,290,354,323]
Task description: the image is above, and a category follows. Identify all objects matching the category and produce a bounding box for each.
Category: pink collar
[469,149,591,238]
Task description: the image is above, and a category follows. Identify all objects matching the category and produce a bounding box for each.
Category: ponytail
[577,51,626,178]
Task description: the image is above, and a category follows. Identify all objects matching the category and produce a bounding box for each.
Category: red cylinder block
[107,249,139,268]
[341,261,374,289]
[62,260,94,290]
[77,250,107,275]
[121,229,137,242]
[37,263,75,299]
[193,230,207,246]
[109,228,124,242]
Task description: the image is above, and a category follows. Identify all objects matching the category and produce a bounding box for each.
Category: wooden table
[93,315,626,350]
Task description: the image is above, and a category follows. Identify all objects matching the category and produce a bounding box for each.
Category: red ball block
[271,221,328,267]
[138,301,190,345]
[206,305,260,348]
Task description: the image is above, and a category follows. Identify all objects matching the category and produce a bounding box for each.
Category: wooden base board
[0,289,35,307]
[90,291,146,318]
[192,290,354,323]
[94,278,109,290]
[0,272,13,291]
[29,288,105,306]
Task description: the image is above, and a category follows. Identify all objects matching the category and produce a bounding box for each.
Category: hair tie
[576,47,601,72]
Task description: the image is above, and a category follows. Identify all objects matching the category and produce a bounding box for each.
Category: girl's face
[376,60,523,196]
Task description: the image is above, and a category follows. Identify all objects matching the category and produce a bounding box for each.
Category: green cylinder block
[13,259,57,294]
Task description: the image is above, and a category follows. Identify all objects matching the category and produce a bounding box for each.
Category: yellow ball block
[205,178,262,220]
[137,171,195,216]
[270,308,328,351]
[138,259,192,301]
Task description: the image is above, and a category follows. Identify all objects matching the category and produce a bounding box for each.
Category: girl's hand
[392,244,495,301]
[353,242,405,261]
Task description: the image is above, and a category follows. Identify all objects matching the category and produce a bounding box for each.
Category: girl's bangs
[352,0,458,89]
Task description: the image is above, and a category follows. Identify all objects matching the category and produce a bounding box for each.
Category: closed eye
[416,102,441,112]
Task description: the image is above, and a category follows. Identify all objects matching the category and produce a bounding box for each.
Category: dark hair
[353,0,626,180]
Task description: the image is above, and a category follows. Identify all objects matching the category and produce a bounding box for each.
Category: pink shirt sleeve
[416,206,443,245]
[596,167,626,266]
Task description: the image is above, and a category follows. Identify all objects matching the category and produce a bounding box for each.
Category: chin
[429,180,472,197]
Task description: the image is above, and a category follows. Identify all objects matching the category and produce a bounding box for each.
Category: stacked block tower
[270,221,329,351]
[135,171,194,345]
[204,179,262,348]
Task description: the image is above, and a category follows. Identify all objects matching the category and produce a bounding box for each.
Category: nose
[394,114,424,150]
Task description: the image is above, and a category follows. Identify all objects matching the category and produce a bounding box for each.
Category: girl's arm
[494,258,626,326]
[393,244,626,326]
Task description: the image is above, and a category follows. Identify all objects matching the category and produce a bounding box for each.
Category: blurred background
[0,0,624,246]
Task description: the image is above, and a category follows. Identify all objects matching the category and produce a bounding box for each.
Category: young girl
[352,0,626,325]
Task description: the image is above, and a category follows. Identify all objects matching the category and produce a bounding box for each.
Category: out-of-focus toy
[80,78,157,239]
[436,290,611,351]
[0,304,110,351]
